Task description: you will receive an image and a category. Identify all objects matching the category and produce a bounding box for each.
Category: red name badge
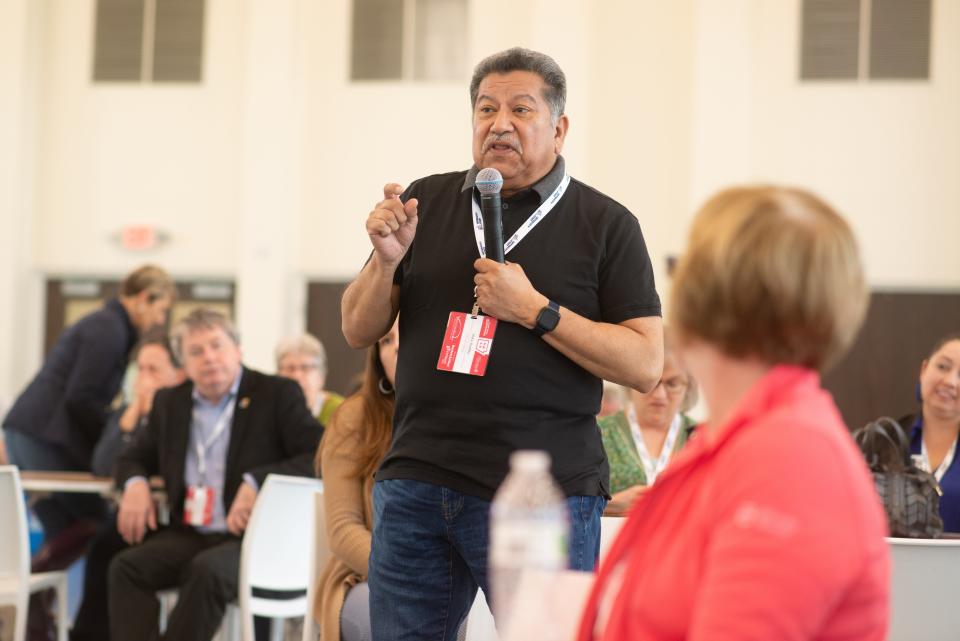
[436,312,497,376]
[183,485,215,527]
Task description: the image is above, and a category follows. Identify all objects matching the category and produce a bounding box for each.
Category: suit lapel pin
[239,397,250,410]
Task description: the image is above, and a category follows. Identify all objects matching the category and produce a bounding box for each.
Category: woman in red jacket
[577,186,890,641]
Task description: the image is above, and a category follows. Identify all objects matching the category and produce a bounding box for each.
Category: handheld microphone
[476,167,504,263]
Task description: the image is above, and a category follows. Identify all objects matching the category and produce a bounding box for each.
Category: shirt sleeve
[91,407,129,477]
[64,316,130,447]
[597,208,661,324]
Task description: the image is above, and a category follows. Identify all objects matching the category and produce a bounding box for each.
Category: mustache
[482,133,522,154]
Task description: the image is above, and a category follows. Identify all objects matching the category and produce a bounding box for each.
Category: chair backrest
[0,466,30,641]
[0,466,29,584]
[240,474,323,592]
[887,536,960,641]
[300,490,330,641]
[599,516,626,563]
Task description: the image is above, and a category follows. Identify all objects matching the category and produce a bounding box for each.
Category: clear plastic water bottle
[489,450,569,631]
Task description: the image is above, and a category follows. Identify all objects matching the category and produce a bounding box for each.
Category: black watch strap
[532,300,561,337]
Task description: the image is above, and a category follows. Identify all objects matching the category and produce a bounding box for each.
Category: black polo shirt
[379,156,661,500]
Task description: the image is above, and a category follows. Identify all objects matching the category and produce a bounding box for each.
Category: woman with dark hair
[312,320,398,641]
[898,332,960,532]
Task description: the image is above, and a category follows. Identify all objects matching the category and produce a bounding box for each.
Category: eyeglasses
[279,363,319,375]
[656,377,688,394]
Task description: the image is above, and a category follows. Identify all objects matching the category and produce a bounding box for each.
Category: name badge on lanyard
[435,174,571,377]
[183,399,236,527]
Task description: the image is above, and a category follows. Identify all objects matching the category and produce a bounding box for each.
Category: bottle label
[490,520,568,570]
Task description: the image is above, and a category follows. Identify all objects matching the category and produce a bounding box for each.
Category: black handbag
[852,416,944,538]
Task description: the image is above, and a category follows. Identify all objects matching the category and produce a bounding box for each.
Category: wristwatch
[532,300,561,337]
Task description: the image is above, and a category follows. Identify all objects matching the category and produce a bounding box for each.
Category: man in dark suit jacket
[106,308,323,641]
[3,265,175,540]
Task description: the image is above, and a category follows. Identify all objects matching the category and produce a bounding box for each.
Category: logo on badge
[450,315,463,340]
[476,337,493,356]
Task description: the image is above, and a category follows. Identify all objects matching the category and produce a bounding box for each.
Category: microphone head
[476,167,503,195]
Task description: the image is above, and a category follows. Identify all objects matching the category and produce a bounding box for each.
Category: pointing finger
[383,183,404,200]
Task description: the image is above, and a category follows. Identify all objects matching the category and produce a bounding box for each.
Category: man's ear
[554,114,569,154]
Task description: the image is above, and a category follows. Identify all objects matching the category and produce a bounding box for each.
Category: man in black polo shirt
[341,47,663,641]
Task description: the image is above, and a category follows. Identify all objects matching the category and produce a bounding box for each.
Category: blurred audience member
[599,331,697,516]
[598,381,626,418]
[276,333,345,426]
[91,330,185,476]
[895,332,960,532]
[3,264,174,542]
[313,320,398,641]
[107,308,321,641]
[578,187,889,641]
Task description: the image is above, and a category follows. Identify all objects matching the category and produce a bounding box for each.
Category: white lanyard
[627,407,682,485]
[471,174,571,258]
[920,436,958,483]
[193,398,236,483]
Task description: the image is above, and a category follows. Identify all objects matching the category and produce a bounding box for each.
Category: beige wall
[689,0,960,288]
[0,0,957,398]
[34,0,244,276]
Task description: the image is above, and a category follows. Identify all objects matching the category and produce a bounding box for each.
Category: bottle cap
[510,450,551,472]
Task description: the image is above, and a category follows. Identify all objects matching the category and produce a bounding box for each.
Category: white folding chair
[0,466,68,641]
[238,474,323,641]
[598,516,626,563]
[301,490,329,641]
[887,536,960,641]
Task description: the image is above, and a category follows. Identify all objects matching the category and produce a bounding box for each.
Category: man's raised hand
[366,183,419,267]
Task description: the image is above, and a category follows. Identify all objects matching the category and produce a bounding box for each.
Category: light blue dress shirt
[184,373,241,532]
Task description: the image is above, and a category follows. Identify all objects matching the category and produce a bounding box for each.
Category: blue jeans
[369,478,606,641]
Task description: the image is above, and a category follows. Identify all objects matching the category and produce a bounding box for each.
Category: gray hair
[171,307,240,363]
[275,333,328,376]
[469,47,566,123]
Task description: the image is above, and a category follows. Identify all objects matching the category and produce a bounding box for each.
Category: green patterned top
[317,392,346,427]
[599,410,696,493]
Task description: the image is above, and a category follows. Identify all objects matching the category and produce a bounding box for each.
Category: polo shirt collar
[670,364,818,462]
[461,155,566,202]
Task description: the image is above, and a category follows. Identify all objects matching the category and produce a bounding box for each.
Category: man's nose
[491,108,514,134]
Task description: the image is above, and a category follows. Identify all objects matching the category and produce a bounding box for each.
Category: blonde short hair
[275,333,328,376]
[121,264,175,302]
[670,186,867,372]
